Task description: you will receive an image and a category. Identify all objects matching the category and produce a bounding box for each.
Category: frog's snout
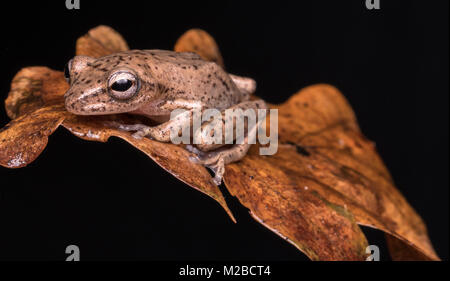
[64,88,98,115]
[64,90,81,114]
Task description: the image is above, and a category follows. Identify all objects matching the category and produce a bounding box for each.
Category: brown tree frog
[64,50,267,185]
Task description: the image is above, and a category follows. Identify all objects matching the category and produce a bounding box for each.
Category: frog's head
[64,52,158,115]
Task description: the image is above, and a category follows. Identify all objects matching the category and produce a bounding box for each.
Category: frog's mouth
[130,109,170,123]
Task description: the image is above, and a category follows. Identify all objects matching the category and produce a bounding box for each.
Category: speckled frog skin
[64,50,266,184]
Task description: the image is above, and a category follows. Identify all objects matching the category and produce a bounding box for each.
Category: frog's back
[140,50,248,109]
[144,49,204,64]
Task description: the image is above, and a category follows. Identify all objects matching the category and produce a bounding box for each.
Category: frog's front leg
[119,123,169,141]
[119,109,193,141]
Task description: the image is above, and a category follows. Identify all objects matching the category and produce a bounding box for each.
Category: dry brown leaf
[76,25,129,58]
[174,29,224,68]
[5,67,68,119]
[224,84,438,260]
[225,145,369,260]
[0,25,439,260]
[0,104,66,168]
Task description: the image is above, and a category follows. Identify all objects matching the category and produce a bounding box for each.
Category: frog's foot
[189,151,225,186]
[118,124,151,139]
[187,144,251,186]
[118,123,171,141]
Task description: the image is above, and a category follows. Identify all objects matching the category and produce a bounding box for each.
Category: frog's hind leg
[189,99,267,185]
[188,143,252,186]
[229,74,256,97]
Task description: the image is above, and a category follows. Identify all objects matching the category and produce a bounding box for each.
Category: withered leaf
[174,29,224,68]
[0,104,66,168]
[5,67,68,119]
[76,25,130,58]
[224,85,438,260]
[0,25,439,260]
[225,145,369,260]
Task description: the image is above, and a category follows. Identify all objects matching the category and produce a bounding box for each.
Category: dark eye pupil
[111,79,132,92]
[64,63,70,80]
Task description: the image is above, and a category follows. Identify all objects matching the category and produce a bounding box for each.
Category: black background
[0,0,447,261]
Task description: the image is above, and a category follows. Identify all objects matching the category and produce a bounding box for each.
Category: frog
[64,49,267,185]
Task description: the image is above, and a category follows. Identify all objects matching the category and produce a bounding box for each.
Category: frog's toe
[188,151,220,166]
[188,155,202,164]
[118,124,147,132]
[210,158,225,185]
[185,144,204,156]
[123,125,153,140]
[187,150,225,185]
[132,132,144,139]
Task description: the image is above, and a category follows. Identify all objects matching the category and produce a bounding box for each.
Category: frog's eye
[108,71,140,100]
[64,59,72,84]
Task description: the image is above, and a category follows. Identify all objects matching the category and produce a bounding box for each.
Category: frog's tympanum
[64,50,266,184]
